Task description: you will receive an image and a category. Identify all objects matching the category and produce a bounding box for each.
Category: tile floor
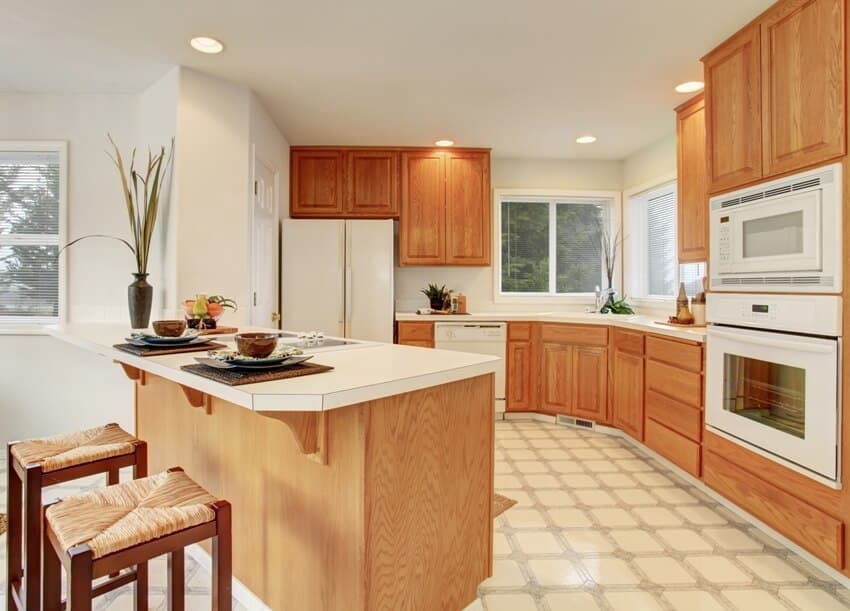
[2,420,850,610]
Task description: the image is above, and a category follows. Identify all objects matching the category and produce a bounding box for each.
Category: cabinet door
[506,340,534,411]
[541,342,573,414]
[761,0,845,176]
[345,150,399,217]
[704,26,762,193]
[400,151,446,265]
[612,350,644,441]
[290,149,345,217]
[445,151,491,265]
[676,95,708,263]
[572,346,608,423]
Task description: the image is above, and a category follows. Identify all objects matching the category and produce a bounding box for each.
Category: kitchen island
[48,325,499,611]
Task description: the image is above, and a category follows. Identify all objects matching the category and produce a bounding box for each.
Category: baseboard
[185,544,271,610]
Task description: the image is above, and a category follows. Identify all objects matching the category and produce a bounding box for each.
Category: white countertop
[46,324,499,413]
[395,311,707,343]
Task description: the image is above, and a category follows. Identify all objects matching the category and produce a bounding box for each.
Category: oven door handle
[708,328,836,354]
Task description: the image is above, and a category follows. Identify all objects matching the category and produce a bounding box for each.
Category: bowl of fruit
[184,294,238,329]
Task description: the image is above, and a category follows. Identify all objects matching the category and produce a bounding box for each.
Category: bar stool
[42,467,232,611]
[6,423,146,610]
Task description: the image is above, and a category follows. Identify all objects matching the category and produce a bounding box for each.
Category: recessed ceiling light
[675,81,704,93]
[434,139,455,147]
[189,36,224,54]
[576,135,597,144]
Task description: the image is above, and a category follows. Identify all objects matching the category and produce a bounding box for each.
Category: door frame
[250,144,281,327]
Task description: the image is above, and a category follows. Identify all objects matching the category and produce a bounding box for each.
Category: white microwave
[709,163,842,293]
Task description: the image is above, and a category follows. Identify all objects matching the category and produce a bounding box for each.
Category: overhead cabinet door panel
[400,152,446,265]
[445,152,491,265]
[291,149,345,216]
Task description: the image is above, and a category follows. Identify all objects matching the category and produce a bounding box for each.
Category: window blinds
[645,189,677,297]
[501,200,550,292]
[0,150,61,321]
[555,202,603,293]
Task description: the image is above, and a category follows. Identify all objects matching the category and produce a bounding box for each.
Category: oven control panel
[706,293,842,337]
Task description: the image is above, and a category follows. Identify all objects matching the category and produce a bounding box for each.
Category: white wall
[622,131,676,191]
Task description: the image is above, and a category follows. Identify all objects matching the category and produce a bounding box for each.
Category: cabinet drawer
[508,322,534,341]
[645,360,702,408]
[397,322,434,342]
[540,324,608,346]
[613,329,644,355]
[704,450,844,569]
[646,390,702,442]
[644,419,701,477]
[646,335,702,372]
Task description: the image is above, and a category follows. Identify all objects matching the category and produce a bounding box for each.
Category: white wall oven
[709,163,841,292]
[706,294,842,486]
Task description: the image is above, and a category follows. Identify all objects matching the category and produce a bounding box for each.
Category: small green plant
[601,294,635,315]
[420,283,448,299]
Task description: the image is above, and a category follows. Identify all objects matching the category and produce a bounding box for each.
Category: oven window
[742,211,804,258]
[722,353,805,438]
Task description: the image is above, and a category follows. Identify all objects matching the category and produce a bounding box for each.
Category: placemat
[181,362,334,386]
[113,341,227,357]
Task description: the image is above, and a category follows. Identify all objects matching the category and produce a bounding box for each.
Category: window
[499,193,614,296]
[0,143,66,325]
[628,182,704,299]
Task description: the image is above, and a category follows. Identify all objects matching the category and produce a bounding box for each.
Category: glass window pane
[0,152,60,235]
[555,203,603,293]
[680,261,706,296]
[646,190,677,296]
[0,244,59,317]
[501,201,549,293]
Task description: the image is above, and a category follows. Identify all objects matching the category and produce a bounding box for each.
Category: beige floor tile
[523,474,561,488]
[615,459,654,472]
[549,428,580,438]
[613,488,658,506]
[549,507,593,528]
[559,474,599,488]
[494,474,523,489]
[562,530,616,554]
[633,556,697,585]
[590,507,639,528]
[601,448,637,459]
[675,505,728,526]
[527,558,584,586]
[462,598,485,611]
[633,506,684,527]
[746,527,787,550]
[595,473,638,488]
[656,528,713,552]
[632,472,675,487]
[737,555,808,583]
[103,592,166,610]
[496,430,523,439]
[685,555,752,585]
[514,531,564,555]
[604,591,664,611]
[779,588,849,611]
[557,438,592,449]
[534,489,575,506]
[549,460,585,474]
[505,508,548,529]
[543,592,600,611]
[609,529,664,553]
[529,438,559,449]
[582,460,620,473]
[662,590,726,611]
[493,532,513,556]
[651,487,698,504]
[510,490,535,506]
[581,557,641,585]
[702,527,763,552]
[537,449,571,460]
[573,489,617,507]
[483,593,539,611]
[481,559,528,588]
[495,461,513,474]
[587,437,621,448]
[506,449,537,460]
[570,448,606,460]
[721,589,791,611]
[514,460,548,474]
[499,439,530,449]
[521,429,553,439]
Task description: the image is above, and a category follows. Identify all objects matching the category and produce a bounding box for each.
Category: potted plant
[59,135,174,328]
[420,283,449,311]
[184,294,238,329]
[596,216,634,315]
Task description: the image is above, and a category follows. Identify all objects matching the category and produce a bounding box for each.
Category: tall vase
[128,273,153,329]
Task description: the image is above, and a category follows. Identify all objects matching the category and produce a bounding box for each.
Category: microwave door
[725,190,822,275]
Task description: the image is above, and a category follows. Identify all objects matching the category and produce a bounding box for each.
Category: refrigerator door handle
[337,223,345,327]
[345,266,353,337]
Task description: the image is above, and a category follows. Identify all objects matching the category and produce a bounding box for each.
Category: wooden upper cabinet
[345,150,399,217]
[761,0,845,176]
[291,149,345,216]
[572,346,608,423]
[704,26,763,193]
[445,151,491,265]
[676,94,708,263]
[400,151,446,265]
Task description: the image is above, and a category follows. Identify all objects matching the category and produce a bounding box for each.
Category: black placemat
[113,341,226,357]
[180,362,334,386]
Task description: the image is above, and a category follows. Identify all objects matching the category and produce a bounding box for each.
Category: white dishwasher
[434,322,507,414]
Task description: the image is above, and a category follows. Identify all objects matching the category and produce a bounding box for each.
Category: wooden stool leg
[107,467,119,486]
[22,465,42,610]
[6,445,22,611]
[168,550,185,611]
[42,519,61,611]
[135,560,149,611]
[211,501,232,611]
[134,441,148,479]
[68,545,93,611]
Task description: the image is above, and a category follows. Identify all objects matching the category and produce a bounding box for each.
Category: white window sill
[0,325,51,336]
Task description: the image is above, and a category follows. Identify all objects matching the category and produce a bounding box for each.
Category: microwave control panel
[717,217,731,264]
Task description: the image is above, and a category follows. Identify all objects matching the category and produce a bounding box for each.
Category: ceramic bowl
[152,319,187,337]
[235,332,278,358]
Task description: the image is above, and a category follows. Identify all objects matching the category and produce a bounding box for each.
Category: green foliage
[600,294,635,315]
[420,283,448,299]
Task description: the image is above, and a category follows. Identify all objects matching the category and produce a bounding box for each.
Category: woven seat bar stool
[42,467,232,611]
[6,423,146,610]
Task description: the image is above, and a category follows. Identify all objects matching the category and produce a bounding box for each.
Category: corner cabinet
[675,94,708,263]
[506,323,537,411]
[400,150,491,266]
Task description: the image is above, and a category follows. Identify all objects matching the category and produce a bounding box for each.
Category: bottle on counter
[456,293,468,314]
[449,292,459,314]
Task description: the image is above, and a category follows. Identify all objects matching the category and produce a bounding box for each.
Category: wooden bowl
[235,332,278,358]
[152,319,187,337]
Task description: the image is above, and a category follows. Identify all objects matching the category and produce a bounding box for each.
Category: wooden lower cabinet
[397,321,434,348]
[506,323,537,411]
[572,346,608,422]
[541,341,573,413]
[611,349,644,440]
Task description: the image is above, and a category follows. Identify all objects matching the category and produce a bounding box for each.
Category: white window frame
[494,188,622,305]
[0,141,68,328]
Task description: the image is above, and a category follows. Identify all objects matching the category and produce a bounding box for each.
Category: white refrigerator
[281,219,394,343]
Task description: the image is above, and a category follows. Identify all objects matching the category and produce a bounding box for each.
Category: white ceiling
[2,0,774,159]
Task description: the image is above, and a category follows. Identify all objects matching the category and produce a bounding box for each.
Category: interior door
[345,220,394,342]
[251,155,279,327]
